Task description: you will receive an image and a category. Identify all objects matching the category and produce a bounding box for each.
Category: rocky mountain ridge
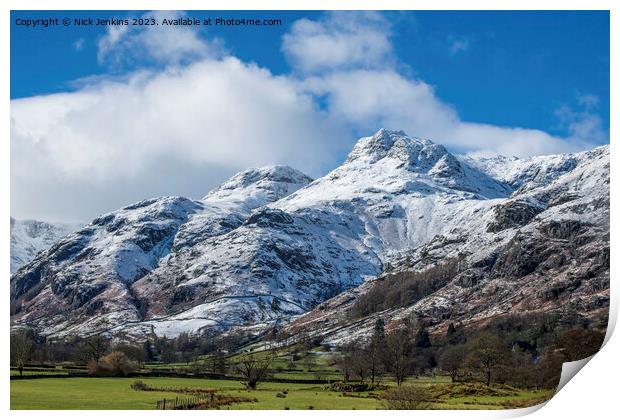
[10,130,609,342]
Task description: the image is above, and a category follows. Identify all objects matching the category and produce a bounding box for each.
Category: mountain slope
[10,166,313,337]
[280,145,610,345]
[10,218,82,273]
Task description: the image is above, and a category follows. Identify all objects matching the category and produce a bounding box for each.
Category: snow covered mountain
[10,165,313,336]
[10,218,81,273]
[282,144,610,345]
[10,130,610,341]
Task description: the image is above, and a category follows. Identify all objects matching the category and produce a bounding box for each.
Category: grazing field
[10,377,380,410]
[10,376,554,410]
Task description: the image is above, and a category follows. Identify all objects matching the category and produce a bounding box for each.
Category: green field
[10,376,554,410]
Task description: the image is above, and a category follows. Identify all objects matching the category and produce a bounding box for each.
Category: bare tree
[334,342,358,382]
[367,319,386,384]
[83,334,110,362]
[11,331,34,376]
[210,349,228,375]
[350,344,370,383]
[114,343,146,367]
[556,328,605,361]
[236,352,274,389]
[464,332,509,386]
[384,329,414,386]
[304,351,318,372]
[335,341,370,383]
[438,344,467,382]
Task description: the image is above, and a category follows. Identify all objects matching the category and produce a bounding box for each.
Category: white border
[2,2,616,420]
[1,0,617,11]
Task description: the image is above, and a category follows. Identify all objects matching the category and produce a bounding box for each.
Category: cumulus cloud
[10,59,348,221]
[11,11,607,222]
[301,69,596,157]
[282,11,394,74]
[97,11,225,67]
[287,13,603,156]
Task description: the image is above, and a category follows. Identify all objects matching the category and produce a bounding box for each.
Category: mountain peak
[346,129,446,168]
[203,165,313,202]
[329,129,513,199]
[217,165,312,189]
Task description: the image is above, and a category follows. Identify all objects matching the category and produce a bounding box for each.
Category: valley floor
[10,376,554,410]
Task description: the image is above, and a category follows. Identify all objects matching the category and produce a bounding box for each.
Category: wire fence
[155,394,216,410]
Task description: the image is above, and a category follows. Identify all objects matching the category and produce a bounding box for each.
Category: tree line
[332,312,605,389]
[9,329,244,375]
[11,306,605,391]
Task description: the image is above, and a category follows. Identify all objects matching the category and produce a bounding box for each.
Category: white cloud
[555,103,607,145]
[97,24,130,63]
[301,69,596,158]
[97,11,224,67]
[10,58,348,221]
[302,70,459,136]
[282,11,394,74]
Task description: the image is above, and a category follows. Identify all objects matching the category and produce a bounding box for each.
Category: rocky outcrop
[486,200,545,232]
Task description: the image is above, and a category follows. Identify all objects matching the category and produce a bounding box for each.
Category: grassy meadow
[10,375,554,410]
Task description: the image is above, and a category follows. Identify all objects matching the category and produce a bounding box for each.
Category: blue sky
[10,10,610,221]
[11,10,609,137]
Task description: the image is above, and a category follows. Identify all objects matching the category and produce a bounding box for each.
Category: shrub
[131,380,149,391]
[382,386,431,410]
[329,381,384,392]
[88,351,136,376]
[87,359,108,376]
